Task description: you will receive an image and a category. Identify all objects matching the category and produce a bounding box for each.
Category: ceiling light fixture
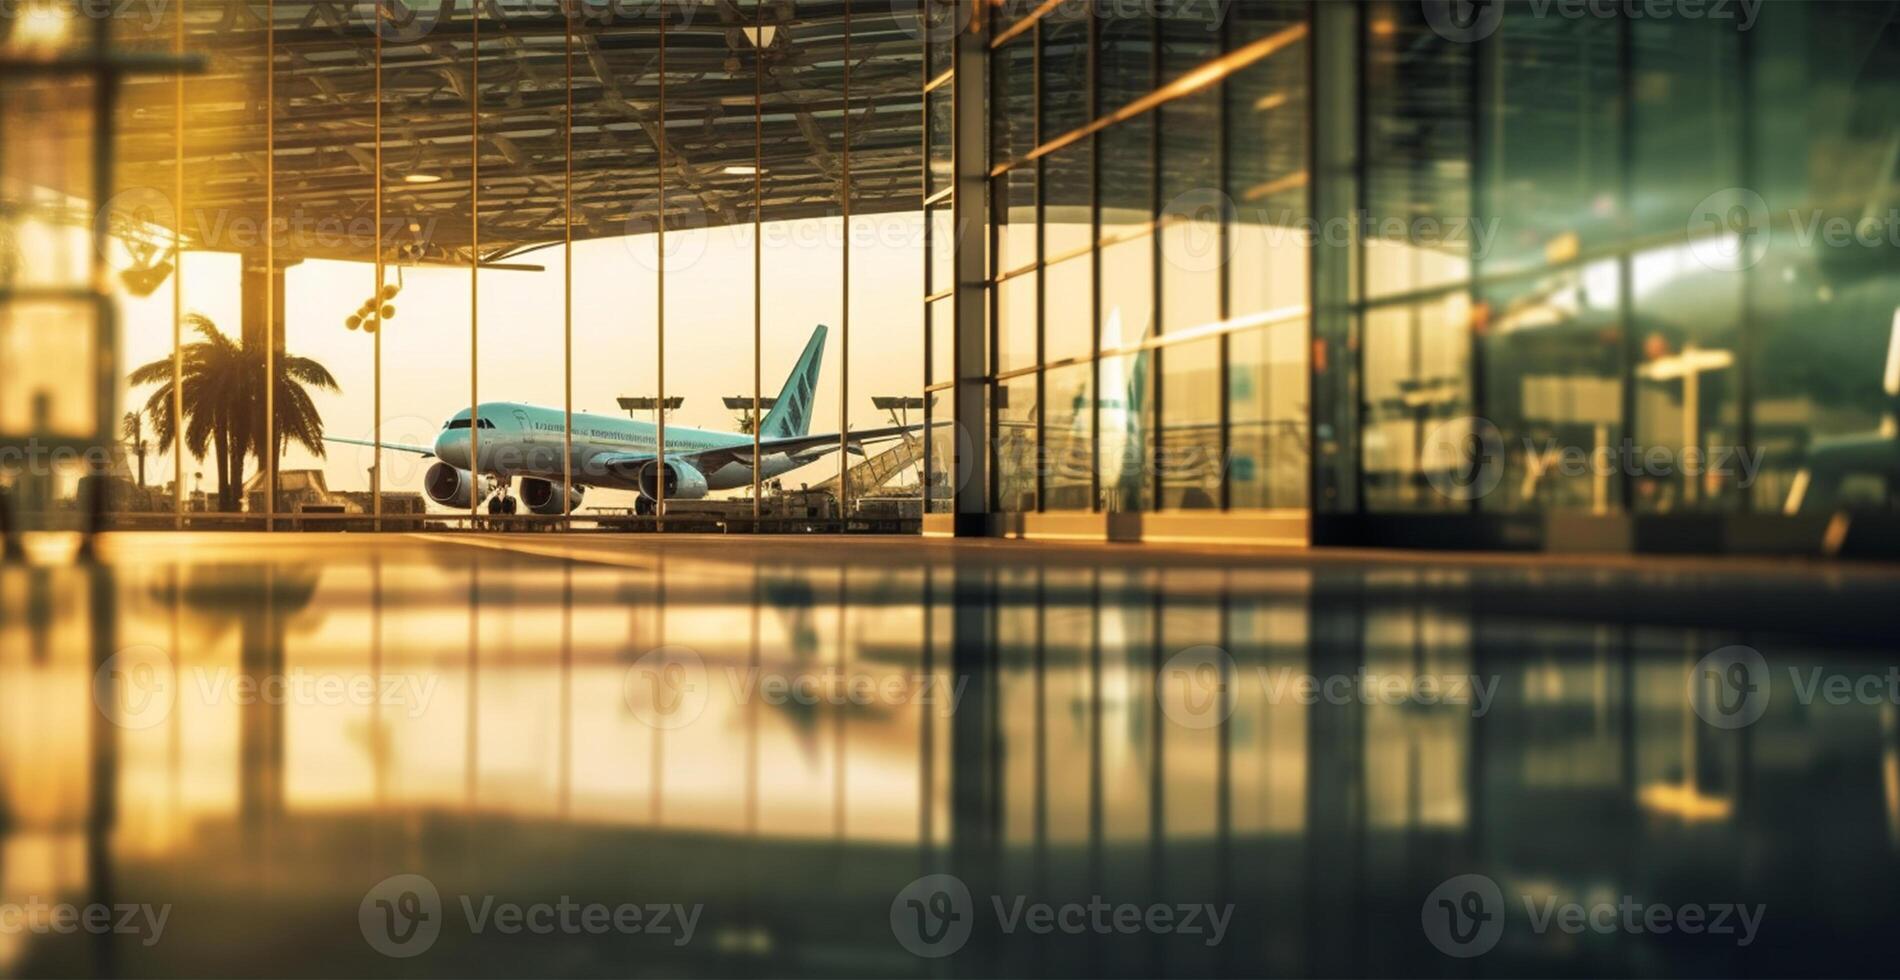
[403,173,443,184]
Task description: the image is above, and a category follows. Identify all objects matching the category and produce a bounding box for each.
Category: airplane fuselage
[433,401,812,494]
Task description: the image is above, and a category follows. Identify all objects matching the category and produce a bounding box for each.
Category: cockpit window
[443,418,497,430]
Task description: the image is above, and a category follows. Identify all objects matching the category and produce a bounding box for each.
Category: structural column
[950,0,990,534]
[1308,0,1362,535]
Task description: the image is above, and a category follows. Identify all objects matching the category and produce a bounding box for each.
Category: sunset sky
[118,213,926,507]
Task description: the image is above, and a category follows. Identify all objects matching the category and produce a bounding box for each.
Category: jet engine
[520,478,584,516]
[636,459,710,501]
[424,462,478,509]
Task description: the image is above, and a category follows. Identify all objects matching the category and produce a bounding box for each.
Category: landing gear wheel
[502,496,518,515]
[486,495,504,516]
[634,494,655,517]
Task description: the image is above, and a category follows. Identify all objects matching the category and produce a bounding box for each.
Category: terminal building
[1,0,1893,553]
[1,3,1898,979]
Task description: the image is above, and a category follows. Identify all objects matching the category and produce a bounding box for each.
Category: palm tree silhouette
[128,314,340,512]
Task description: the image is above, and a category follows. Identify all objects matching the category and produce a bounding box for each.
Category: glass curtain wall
[97,0,921,530]
[1343,0,1900,525]
[984,0,1314,520]
[64,0,1900,541]
[104,0,183,523]
[847,2,924,503]
[964,0,1897,543]
[575,0,662,519]
[921,0,957,514]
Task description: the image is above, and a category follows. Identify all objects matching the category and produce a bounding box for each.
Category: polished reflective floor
[0,533,1896,978]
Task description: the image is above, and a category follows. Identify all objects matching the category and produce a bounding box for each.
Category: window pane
[1041,3,1091,138]
[1232,0,1308,42]
[1045,141,1093,259]
[926,84,953,197]
[847,22,925,511]
[1100,114,1154,237]
[1159,0,1222,82]
[1480,4,1622,276]
[1230,320,1309,509]
[925,389,954,513]
[1161,87,1222,333]
[1100,235,1153,352]
[1045,252,1093,364]
[1480,261,1624,514]
[1227,7,1309,319]
[996,168,1037,276]
[929,204,954,295]
[1043,362,1094,511]
[382,7,474,520]
[924,0,957,81]
[1630,17,1742,241]
[998,271,1039,375]
[1098,351,1154,512]
[996,375,1040,512]
[992,0,1033,37]
[993,32,1038,166]
[929,296,956,386]
[1362,293,1473,512]
[1365,1,1474,299]
[1160,337,1221,510]
[760,19,845,502]
[1748,1,1900,517]
[1099,2,1152,117]
[1631,248,1743,513]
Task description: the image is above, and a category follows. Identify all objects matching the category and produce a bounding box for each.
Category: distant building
[244,469,350,515]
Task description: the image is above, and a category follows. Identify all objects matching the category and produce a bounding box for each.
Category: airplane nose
[434,430,466,469]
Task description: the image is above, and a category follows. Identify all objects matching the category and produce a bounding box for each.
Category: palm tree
[128,314,340,512]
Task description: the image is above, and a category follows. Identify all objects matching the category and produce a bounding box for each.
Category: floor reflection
[0,535,1895,978]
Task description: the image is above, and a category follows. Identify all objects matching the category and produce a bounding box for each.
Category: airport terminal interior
[1,0,1899,977]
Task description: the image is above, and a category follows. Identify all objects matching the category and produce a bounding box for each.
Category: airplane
[328,324,917,516]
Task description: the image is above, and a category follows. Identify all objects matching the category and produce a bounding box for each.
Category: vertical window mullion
[1035,21,1046,512]
[1088,9,1102,513]
[1149,9,1162,511]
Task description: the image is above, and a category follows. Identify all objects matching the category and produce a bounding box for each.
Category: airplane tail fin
[760,324,827,439]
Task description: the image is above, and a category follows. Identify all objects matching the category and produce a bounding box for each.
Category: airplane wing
[325,436,435,457]
[583,424,920,484]
[759,423,921,460]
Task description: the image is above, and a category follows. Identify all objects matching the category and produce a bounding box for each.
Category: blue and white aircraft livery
[329,325,915,515]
